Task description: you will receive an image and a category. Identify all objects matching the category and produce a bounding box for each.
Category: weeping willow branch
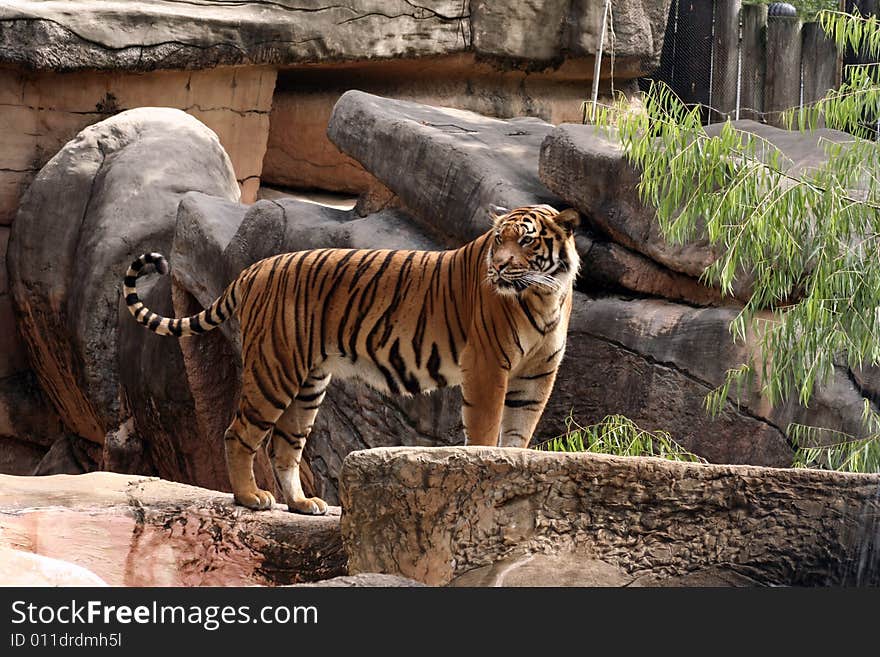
[591,11,880,472]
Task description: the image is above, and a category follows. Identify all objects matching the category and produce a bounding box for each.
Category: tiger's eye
[520,236,535,247]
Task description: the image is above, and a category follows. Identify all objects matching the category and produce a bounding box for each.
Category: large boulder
[339,447,880,586]
[327,90,564,243]
[0,472,345,586]
[8,108,240,459]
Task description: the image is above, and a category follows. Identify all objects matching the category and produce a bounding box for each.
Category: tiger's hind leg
[225,374,292,510]
[269,368,331,515]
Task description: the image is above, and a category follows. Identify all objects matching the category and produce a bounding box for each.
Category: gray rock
[9,107,240,451]
[472,0,671,63]
[577,233,725,306]
[327,90,564,245]
[540,296,879,467]
[0,1,669,73]
[539,122,717,280]
[340,446,880,586]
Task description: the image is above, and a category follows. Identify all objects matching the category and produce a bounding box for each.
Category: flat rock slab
[0,472,345,586]
[0,0,669,73]
[340,447,880,586]
[0,0,469,72]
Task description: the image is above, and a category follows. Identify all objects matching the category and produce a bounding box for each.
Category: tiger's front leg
[498,347,564,448]
[460,344,509,446]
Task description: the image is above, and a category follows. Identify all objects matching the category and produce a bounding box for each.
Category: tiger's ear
[489,204,509,225]
[553,209,581,236]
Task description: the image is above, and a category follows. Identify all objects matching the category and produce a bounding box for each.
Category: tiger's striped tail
[123,252,238,337]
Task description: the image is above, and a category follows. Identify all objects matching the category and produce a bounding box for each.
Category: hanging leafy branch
[592,10,880,472]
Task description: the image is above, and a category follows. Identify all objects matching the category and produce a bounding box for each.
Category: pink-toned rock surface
[0,472,345,587]
[0,547,108,586]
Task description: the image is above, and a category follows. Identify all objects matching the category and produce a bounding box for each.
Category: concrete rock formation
[0,2,674,460]
[326,90,711,302]
[0,472,345,586]
[0,1,669,72]
[548,297,875,467]
[340,447,880,586]
[8,108,240,461]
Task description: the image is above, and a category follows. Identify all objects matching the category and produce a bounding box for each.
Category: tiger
[123,204,580,514]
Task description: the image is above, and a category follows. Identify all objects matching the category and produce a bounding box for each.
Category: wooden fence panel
[765,15,802,126]
[738,3,767,121]
[710,0,742,120]
[802,21,840,110]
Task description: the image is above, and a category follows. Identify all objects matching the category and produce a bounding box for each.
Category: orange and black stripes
[123,252,239,337]
[124,204,581,512]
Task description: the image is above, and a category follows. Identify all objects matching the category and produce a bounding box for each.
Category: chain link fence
[643,1,841,126]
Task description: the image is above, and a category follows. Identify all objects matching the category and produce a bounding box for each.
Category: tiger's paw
[288,497,329,516]
[234,488,276,510]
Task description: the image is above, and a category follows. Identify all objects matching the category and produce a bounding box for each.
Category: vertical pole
[590,0,612,121]
[739,3,767,121]
[765,13,802,127]
[735,8,743,120]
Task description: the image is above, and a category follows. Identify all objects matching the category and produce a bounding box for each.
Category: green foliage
[790,400,880,471]
[536,414,706,463]
[791,430,880,471]
[596,80,880,411]
[591,9,880,473]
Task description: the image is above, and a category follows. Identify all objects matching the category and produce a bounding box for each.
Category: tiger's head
[486,204,581,296]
